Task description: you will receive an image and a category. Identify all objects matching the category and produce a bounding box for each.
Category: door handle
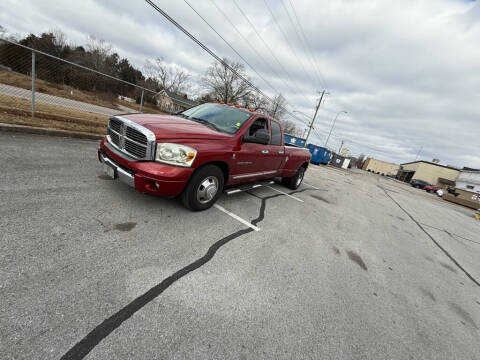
[261,150,269,154]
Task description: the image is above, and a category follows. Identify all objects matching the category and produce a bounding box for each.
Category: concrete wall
[443,189,480,210]
[402,162,459,185]
[363,158,399,176]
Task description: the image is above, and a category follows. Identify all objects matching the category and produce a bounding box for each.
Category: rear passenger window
[270,121,282,146]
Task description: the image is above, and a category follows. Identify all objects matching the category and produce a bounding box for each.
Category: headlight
[155,143,197,167]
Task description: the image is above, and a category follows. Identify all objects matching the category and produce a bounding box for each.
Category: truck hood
[121,113,233,141]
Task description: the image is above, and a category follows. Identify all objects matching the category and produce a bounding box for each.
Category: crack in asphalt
[418,222,480,246]
[60,187,318,359]
[379,185,480,287]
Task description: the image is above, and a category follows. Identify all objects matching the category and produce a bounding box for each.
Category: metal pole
[305,90,325,145]
[302,128,308,138]
[139,89,145,112]
[338,140,344,154]
[325,110,347,148]
[415,146,423,161]
[31,51,35,117]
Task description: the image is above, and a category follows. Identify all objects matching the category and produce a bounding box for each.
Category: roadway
[1,132,479,359]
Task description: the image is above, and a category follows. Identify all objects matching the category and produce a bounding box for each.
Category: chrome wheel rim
[197,176,219,204]
[296,170,304,187]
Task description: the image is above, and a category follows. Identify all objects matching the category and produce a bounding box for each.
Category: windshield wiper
[190,117,222,132]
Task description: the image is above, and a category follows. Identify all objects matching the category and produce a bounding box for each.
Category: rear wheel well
[301,162,309,170]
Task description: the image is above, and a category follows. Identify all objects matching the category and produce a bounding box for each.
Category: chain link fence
[0,38,171,133]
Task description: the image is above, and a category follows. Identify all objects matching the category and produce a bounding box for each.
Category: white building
[456,170,480,194]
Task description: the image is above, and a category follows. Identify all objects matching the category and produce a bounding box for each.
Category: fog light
[145,180,159,192]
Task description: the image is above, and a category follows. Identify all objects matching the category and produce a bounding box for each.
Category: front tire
[181,165,224,211]
[282,166,305,190]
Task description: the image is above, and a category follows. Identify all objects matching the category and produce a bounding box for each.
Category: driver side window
[247,118,268,136]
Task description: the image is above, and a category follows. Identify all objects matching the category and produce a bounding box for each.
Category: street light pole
[325,110,347,148]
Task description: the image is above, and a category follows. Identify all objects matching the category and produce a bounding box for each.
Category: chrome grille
[107,128,120,146]
[106,116,155,160]
[109,118,122,133]
[126,127,147,145]
[125,140,147,158]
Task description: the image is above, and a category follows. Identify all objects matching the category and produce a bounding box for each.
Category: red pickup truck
[98,102,311,210]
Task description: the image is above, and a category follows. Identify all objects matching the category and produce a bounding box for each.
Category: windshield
[181,103,252,134]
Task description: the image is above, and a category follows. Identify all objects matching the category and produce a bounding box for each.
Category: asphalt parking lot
[1,132,479,360]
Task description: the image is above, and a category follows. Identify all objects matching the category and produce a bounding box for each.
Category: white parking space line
[302,181,320,190]
[213,204,260,231]
[266,186,304,202]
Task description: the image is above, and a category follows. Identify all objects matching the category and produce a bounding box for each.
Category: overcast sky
[1,0,479,167]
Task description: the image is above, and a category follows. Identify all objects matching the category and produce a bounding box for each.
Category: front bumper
[98,138,194,197]
[99,151,135,187]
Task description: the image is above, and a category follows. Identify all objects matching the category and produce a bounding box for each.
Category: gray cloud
[1,0,479,167]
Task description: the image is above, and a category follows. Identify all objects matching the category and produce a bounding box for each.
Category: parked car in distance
[410,179,430,189]
[98,102,311,211]
[425,185,440,193]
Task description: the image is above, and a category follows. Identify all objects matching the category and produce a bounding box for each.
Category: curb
[0,123,103,140]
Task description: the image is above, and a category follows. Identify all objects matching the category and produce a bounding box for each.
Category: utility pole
[415,146,423,161]
[338,140,344,154]
[305,90,325,145]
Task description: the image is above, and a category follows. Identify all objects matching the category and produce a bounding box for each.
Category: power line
[279,0,324,89]
[144,0,306,125]
[231,0,313,106]
[287,0,328,89]
[182,0,285,101]
[262,0,312,90]
[184,0,308,127]
[209,0,302,111]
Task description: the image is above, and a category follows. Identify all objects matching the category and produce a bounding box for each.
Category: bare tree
[144,57,190,93]
[356,154,366,169]
[85,35,113,71]
[202,58,251,103]
[264,93,300,134]
[144,58,188,93]
[242,92,268,111]
[281,120,300,135]
[266,94,287,120]
[51,29,67,48]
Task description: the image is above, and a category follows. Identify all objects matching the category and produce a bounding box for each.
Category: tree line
[0,28,300,134]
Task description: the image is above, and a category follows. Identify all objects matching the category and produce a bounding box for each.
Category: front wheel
[181,165,224,211]
[281,166,305,190]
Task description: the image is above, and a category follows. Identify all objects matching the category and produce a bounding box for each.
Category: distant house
[155,89,197,113]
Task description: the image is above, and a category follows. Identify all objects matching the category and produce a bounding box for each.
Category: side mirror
[244,129,270,145]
